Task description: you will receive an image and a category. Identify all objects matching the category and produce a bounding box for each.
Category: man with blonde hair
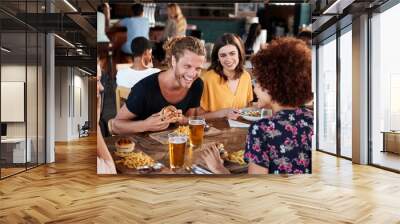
[112,36,206,134]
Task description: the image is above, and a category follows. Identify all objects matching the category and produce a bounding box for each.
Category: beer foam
[169,136,187,144]
[189,119,205,125]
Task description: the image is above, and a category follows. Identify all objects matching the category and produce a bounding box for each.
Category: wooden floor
[1,163,45,178]
[1,167,26,178]
[0,135,400,223]
[372,151,400,171]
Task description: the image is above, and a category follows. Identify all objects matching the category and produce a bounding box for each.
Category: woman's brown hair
[208,33,245,81]
[251,37,312,107]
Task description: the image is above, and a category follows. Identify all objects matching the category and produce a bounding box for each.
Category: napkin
[228,119,250,128]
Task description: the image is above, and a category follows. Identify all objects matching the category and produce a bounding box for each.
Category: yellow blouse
[200,70,253,112]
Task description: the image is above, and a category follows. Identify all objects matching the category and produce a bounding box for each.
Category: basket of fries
[114,150,164,173]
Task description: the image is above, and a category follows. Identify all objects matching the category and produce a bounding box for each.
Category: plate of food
[239,108,262,122]
[114,137,165,174]
[217,144,248,174]
[239,108,272,122]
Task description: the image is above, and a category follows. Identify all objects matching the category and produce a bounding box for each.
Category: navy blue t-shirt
[125,72,203,120]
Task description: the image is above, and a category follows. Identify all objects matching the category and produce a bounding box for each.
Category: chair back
[115,86,130,113]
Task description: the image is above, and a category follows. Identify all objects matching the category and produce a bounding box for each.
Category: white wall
[1,65,31,138]
[54,67,89,141]
[1,64,46,163]
[54,66,69,141]
[74,70,89,139]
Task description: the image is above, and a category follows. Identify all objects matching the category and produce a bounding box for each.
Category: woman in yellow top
[199,33,253,120]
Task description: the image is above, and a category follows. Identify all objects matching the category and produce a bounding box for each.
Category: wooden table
[381,131,400,154]
[105,118,250,174]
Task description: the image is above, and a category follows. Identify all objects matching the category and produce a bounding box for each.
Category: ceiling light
[77,67,92,76]
[63,0,78,12]
[1,47,11,53]
[54,34,75,48]
[323,0,341,14]
[322,0,354,15]
[271,3,296,6]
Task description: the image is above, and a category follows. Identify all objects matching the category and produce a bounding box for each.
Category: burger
[115,138,135,153]
[160,105,181,122]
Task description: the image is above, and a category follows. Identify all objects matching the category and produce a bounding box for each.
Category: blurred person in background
[154,3,187,63]
[116,37,160,88]
[297,29,312,48]
[161,3,187,41]
[97,3,110,43]
[244,23,268,55]
[117,3,150,55]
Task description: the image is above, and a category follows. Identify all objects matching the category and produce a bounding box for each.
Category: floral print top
[244,107,314,174]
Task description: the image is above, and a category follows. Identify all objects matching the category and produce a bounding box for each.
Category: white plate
[240,108,263,122]
[239,108,272,122]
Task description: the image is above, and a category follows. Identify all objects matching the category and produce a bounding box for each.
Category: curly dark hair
[251,37,312,107]
[208,33,245,81]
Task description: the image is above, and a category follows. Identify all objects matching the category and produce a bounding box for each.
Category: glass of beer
[168,132,187,170]
[189,116,205,147]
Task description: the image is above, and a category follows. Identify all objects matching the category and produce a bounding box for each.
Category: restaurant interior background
[1,0,399,178]
[0,1,399,222]
[313,0,400,172]
[0,0,97,179]
[97,2,313,175]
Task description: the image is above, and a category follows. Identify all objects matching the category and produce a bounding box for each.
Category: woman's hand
[227,109,241,120]
[215,108,240,120]
[200,145,230,174]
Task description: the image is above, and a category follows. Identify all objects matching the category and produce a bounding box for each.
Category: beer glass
[168,133,187,169]
[188,117,205,147]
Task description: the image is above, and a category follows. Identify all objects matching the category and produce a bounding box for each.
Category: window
[0,0,46,179]
[317,35,337,154]
[370,2,400,171]
[339,27,352,158]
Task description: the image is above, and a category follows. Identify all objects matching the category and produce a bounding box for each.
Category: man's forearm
[112,119,148,135]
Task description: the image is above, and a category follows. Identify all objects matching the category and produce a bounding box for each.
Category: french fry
[227,150,246,165]
[115,151,155,169]
[173,125,190,136]
[243,111,261,117]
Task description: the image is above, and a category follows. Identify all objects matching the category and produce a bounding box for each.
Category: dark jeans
[99,72,117,137]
